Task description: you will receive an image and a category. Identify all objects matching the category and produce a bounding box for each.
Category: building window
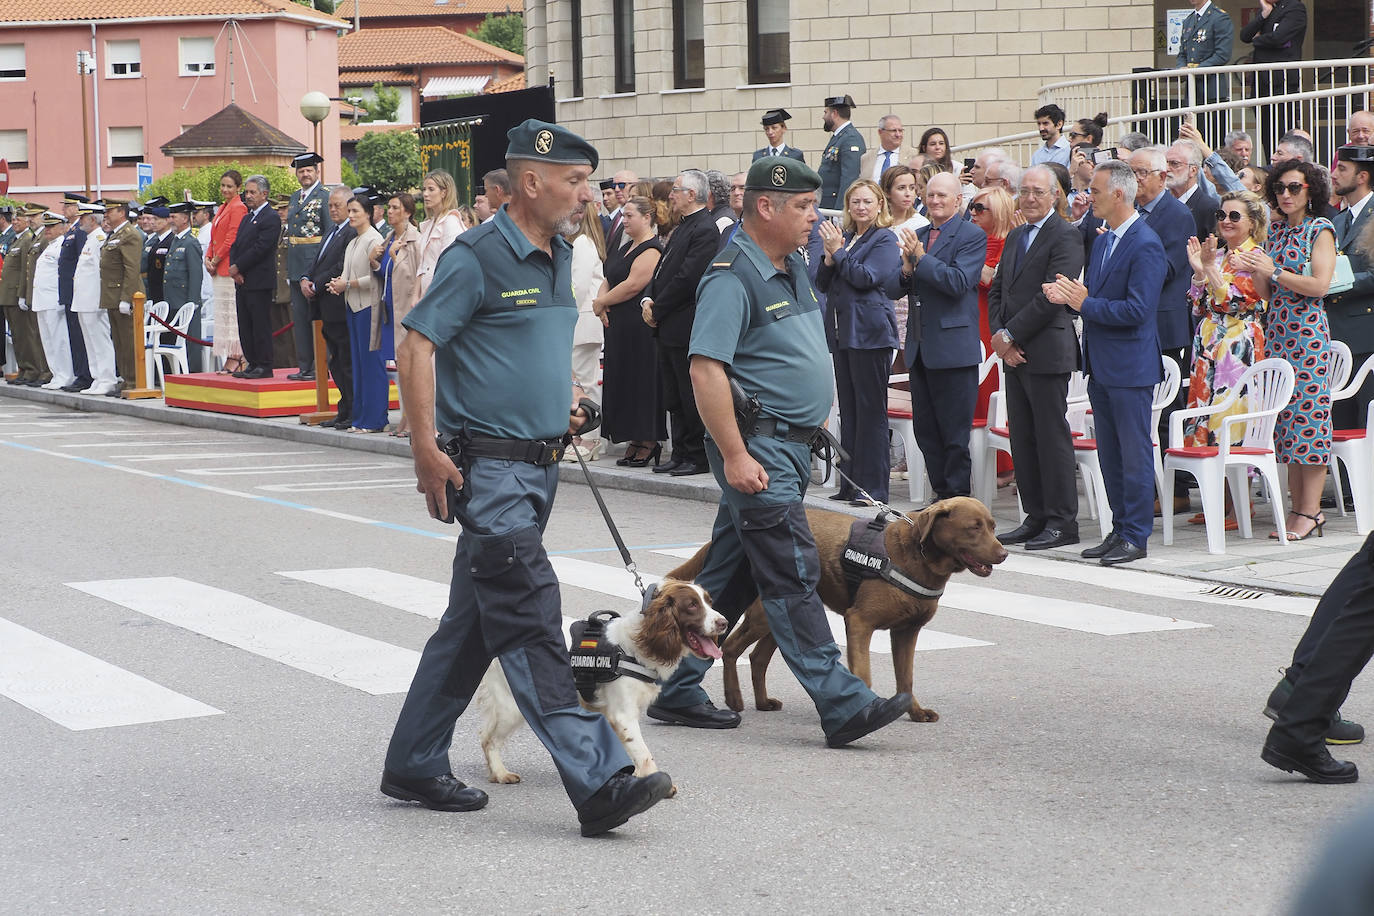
[568,0,583,98]
[108,126,145,165]
[0,44,24,81]
[106,40,141,78]
[673,0,705,90]
[0,129,28,168]
[747,0,789,85]
[612,0,634,94]
[179,37,216,76]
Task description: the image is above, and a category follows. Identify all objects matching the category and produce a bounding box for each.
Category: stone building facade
[524,0,1156,178]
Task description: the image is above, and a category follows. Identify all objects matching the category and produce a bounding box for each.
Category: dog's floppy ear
[639,584,687,666]
[908,503,951,554]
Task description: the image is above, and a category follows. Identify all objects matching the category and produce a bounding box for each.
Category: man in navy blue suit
[1131,146,1197,516]
[1047,160,1167,566]
[891,172,988,500]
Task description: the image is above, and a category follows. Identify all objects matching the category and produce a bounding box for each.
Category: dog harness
[841,515,945,602]
[568,610,658,703]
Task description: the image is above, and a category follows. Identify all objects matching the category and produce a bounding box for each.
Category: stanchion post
[299,318,337,425]
[123,291,161,400]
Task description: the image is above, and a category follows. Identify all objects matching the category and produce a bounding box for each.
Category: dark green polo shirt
[402,207,576,440]
[690,227,833,428]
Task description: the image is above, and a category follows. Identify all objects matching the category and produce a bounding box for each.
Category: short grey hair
[1021,165,1060,198]
[1117,131,1150,152]
[678,169,709,204]
[1136,145,1168,173]
[329,184,351,201]
[245,174,269,195]
[1169,140,1203,169]
[878,114,902,131]
[1096,159,1138,203]
[1277,133,1315,162]
[705,169,731,209]
[1223,129,1253,147]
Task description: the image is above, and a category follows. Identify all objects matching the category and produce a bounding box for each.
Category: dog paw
[489,772,521,784]
[724,693,745,712]
[756,698,782,711]
[668,784,679,799]
[908,706,939,723]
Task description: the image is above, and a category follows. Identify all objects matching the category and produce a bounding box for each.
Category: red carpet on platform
[162,370,398,418]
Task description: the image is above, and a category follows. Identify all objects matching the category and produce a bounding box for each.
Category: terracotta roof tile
[484,71,525,94]
[0,0,345,26]
[334,0,519,21]
[338,26,522,69]
[160,102,307,155]
[339,68,418,85]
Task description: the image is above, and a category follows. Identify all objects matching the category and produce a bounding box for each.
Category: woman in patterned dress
[1183,190,1268,529]
[1233,162,1337,541]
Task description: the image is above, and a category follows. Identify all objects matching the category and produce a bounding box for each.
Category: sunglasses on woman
[967,202,989,214]
[1276,182,1309,196]
[1214,209,1247,223]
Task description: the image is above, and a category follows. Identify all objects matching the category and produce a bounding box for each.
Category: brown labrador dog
[666,497,1007,722]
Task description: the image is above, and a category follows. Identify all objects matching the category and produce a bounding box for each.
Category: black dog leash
[566,402,647,597]
[810,427,915,528]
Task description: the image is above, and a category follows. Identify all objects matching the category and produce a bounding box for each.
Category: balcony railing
[952,57,1374,168]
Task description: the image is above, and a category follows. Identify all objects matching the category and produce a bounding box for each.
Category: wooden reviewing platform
[162,370,398,419]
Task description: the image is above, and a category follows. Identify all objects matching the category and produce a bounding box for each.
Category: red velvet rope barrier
[147,312,294,345]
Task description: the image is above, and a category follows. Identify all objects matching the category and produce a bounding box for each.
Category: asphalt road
[1,403,1368,915]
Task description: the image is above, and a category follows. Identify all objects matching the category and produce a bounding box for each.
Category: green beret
[745,156,822,193]
[505,118,598,171]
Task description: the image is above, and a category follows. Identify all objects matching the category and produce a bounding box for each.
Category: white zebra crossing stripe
[941,583,1208,634]
[280,568,449,619]
[67,578,420,695]
[0,617,222,730]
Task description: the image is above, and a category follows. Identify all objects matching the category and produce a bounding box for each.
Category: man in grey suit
[1330,145,1374,434]
[988,166,1087,549]
[752,109,805,162]
[859,115,919,183]
[891,172,988,500]
[818,94,865,210]
[1176,0,1234,143]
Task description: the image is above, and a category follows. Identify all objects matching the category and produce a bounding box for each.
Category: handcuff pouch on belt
[568,610,658,702]
[841,515,945,602]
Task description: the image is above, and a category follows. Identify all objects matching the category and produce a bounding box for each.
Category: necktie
[926,227,941,249]
[1100,231,1117,277]
[772,147,780,157]
[881,150,893,176]
[1021,225,1036,256]
[910,228,941,347]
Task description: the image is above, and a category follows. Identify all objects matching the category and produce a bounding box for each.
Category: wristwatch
[1270,267,1284,286]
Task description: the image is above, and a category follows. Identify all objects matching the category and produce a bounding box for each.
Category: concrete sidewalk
[2,383,1352,599]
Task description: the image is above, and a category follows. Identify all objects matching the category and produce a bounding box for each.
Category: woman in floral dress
[1183,190,1269,529]
[1233,162,1337,541]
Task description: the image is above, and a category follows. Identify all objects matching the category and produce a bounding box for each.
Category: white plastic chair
[886,372,928,504]
[966,348,1001,507]
[1330,351,1374,533]
[1162,358,1295,554]
[143,301,169,388]
[154,303,197,379]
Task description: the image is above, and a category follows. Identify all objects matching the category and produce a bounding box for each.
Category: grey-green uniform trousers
[656,433,878,734]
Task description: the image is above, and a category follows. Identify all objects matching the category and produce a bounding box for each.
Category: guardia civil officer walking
[647,156,913,745]
[383,120,672,837]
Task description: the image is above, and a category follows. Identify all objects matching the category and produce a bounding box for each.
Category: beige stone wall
[526,0,1154,177]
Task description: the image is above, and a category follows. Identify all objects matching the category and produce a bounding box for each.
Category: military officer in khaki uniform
[20,206,54,385]
[1,205,50,384]
[99,199,145,393]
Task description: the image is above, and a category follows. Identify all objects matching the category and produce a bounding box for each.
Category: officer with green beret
[383,118,673,837]
[649,155,913,746]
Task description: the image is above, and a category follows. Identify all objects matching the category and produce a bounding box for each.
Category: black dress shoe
[60,383,85,392]
[652,457,685,474]
[1080,532,1122,558]
[1025,528,1079,550]
[647,700,741,729]
[380,770,489,811]
[828,493,852,502]
[320,417,350,429]
[1261,744,1359,784]
[577,771,673,837]
[242,366,272,379]
[1099,540,1147,566]
[669,462,709,477]
[286,370,315,381]
[997,522,1044,545]
[826,693,913,748]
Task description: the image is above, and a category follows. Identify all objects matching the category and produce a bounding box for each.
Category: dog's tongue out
[688,631,723,659]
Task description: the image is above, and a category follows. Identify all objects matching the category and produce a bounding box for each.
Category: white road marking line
[257,479,417,492]
[67,578,421,695]
[10,429,153,438]
[179,461,395,475]
[999,553,1315,617]
[111,451,322,462]
[63,440,229,449]
[942,583,1209,634]
[654,546,702,560]
[280,568,449,619]
[0,617,222,731]
[549,557,989,654]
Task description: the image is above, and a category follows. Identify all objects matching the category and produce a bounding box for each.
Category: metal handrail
[1038,57,1374,95]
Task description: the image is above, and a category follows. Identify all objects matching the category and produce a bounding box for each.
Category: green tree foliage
[340,157,360,190]
[138,162,302,205]
[355,130,422,195]
[471,13,524,55]
[364,82,402,124]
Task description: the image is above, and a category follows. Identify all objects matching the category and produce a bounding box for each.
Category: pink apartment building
[0,0,348,208]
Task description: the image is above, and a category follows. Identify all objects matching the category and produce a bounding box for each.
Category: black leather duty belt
[463,435,566,466]
[748,416,822,445]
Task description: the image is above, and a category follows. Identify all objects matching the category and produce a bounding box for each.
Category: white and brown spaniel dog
[477,580,726,791]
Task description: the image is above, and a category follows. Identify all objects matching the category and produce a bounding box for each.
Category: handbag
[1299,218,1354,296]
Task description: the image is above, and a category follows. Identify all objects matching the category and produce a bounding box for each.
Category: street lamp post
[297,90,335,426]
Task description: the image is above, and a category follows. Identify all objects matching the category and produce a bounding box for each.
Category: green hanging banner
[416,116,482,207]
